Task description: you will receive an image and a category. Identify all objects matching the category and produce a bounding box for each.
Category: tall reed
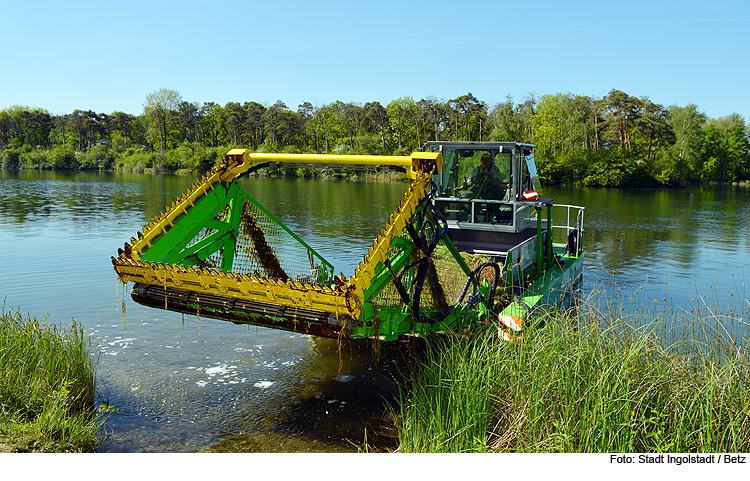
[0,307,104,452]
[395,290,750,452]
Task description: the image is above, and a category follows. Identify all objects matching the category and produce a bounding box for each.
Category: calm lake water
[1,170,749,452]
[545,184,750,318]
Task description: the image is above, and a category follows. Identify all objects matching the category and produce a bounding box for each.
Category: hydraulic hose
[385,181,501,325]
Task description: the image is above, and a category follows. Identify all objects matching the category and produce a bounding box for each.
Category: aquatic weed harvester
[112,142,584,341]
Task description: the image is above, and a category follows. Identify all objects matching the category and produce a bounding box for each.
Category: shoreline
[3,165,749,188]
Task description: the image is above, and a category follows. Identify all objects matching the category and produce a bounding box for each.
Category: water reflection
[547,185,750,342]
[1,170,412,452]
[546,185,750,282]
[1,171,749,452]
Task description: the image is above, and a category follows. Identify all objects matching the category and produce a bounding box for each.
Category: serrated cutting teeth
[113,149,438,331]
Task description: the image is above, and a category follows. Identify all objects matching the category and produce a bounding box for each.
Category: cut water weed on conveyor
[241,202,288,281]
[432,245,510,314]
[112,147,572,344]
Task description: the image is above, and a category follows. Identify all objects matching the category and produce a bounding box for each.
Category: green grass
[0,307,106,452]
[395,293,750,452]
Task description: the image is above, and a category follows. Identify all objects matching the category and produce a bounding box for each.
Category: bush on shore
[0,144,412,181]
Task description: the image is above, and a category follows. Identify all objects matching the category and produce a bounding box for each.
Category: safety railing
[549,204,585,255]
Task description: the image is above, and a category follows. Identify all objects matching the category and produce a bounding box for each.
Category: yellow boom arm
[224,148,442,180]
[113,149,443,324]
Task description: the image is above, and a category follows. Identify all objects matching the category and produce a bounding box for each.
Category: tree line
[1,87,748,186]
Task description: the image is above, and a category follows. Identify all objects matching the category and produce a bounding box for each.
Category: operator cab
[422,141,546,257]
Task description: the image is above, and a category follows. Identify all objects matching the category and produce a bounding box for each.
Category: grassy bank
[0,308,105,452]
[395,298,750,452]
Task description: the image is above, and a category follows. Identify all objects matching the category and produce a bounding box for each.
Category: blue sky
[2,0,748,120]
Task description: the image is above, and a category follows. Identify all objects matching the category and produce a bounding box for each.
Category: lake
[546,184,750,321]
[1,170,748,451]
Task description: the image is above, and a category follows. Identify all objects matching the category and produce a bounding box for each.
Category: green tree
[69,110,104,151]
[297,102,314,151]
[261,101,301,149]
[531,94,567,158]
[0,108,12,148]
[344,102,364,151]
[699,114,749,182]
[564,95,597,184]
[18,109,53,148]
[660,104,705,185]
[334,101,362,151]
[50,114,70,148]
[221,101,246,145]
[490,96,526,142]
[448,93,485,141]
[363,101,389,152]
[0,105,32,148]
[200,102,223,147]
[387,97,418,152]
[419,97,449,142]
[107,111,137,144]
[176,101,202,144]
[144,88,183,153]
[699,124,725,181]
[531,93,574,183]
[637,100,672,164]
[313,105,338,153]
[244,101,266,149]
[601,89,642,155]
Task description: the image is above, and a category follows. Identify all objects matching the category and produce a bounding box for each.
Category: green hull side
[500,250,584,319]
